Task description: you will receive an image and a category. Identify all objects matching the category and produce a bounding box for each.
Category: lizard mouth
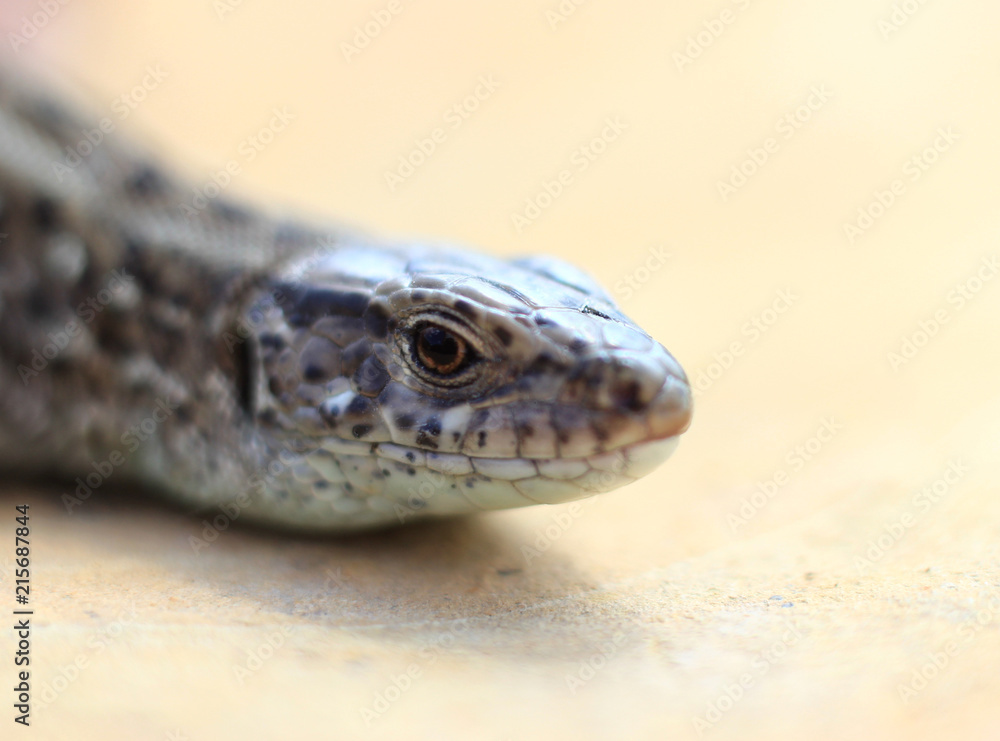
[363,434,681,507]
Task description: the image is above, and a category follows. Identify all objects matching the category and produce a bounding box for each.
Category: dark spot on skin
[522,425,534,437]
[257,409,277,425]
[616,381,644,412]
[523,352,567,378]
[175,406,191,423]
[352,424,372,438]
[382,469,391,477]
[478,431,487,448]
[494,326,513,346]
[420,417,442,437]
[344,482,354,493]
[405,452,416,462]
[259,334,285,350]
[302,364,327,382]
[363,303,390,339]
[569,338,587,353]
[315,480,329,489]
[453,300,477,319]
[411,290,428,302]
[33,198,58,229]
[534,316,552,327]
[466,480,474,488]
[452,432,460,443]
[26,292,51,319]
[347,395,370,416]
[415,431,439,449]
[325,405,340,418]
[593,424,609,442]
[406,467,416,476]
[497,568,522,576]
[284,286,370,326]
[558,431,570,444]
[395,413,415,430]
[274,221,312,246]
[213,200,252,223]
[126,165,165,196]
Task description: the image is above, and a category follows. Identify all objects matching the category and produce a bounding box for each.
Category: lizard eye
[396,309,501,394]
[416,325,467,375]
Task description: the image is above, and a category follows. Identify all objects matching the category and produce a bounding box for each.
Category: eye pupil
[417,326,466,374]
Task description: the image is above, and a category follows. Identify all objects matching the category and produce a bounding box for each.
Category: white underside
[234,434,681,531]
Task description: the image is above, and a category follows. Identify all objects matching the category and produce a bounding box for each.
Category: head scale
[242,243,691,531]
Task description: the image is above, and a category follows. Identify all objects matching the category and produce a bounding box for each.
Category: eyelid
[391,306,507,396]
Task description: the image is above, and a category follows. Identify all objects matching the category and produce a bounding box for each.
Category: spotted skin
[0,69,692,531]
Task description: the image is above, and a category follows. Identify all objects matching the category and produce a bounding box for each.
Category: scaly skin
[0,68,692,531]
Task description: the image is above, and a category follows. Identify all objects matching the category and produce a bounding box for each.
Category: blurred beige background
[2,1,1000,739]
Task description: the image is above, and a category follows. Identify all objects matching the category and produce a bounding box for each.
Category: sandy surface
[2,1,1000,739]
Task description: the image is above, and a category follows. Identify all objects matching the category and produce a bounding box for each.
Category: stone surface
[2,1,1000,739]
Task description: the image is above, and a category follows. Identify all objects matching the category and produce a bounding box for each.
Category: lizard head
[243,243,691,530]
